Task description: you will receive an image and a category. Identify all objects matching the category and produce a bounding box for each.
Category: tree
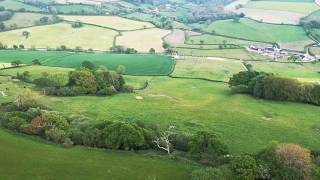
[117,65,126,75]
[16,90,38,110]
[162,42,170,49]
[19,44,24,49]
[32,59,41,65]
[189,131,228,159]
[149,48,156,54]
[0,22,5,31]
[230,155,260,180]
[22,31,30,39]
[68,68,97,94]
[153,125,175,154]
[39,16,49,24]
[11,60,22,67]
[81,60,95,70]
[13,44,18,49]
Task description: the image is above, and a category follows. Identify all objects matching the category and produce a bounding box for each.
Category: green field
[0,23,118,51]
[0,65,73,79]
[173,48,270,60]
[187,34,272,47]
[51,4,97,14]
[195,19,313,51]
[245,1,320,14]
[0,128,193,180]
[3,13,53,29]
[0,0,42,11]
[172,58,247,81]
[249,61,320,83]
[0,50,174,75]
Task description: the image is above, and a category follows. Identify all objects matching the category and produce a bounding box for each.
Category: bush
[191,167,225,180]
[120,84,134,93]
[189,131,228,160]
[230,155,260,180]
[45,127,67,143]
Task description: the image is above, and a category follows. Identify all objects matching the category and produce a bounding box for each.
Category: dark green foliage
[230,155,260,180]
[230,71,320,105]
[17,71,31,82]
[11,60,22,67]
[81,60,95,70]
[189,131,228,159]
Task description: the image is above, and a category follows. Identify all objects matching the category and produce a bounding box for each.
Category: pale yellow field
[116,28,170,53]
[0,63,12,69]
[60,15,154,31]
[237,8,305,25]
[0,23,118,51]
[55,0,118,5]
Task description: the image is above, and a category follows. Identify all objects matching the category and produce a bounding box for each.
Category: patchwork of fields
[0,50,174,75]
[3,13,53,29]
[0,0,41,11]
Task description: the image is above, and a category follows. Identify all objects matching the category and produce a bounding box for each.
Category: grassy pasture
[173,48,270,60]
[0,0,41,11]
[31,76,320,154]
[0,128,193,180]
[310,47,320,55]
[249,61,320,83]
[0,65,73,79]
[0,50,174,75]
[187,34,271,47]
[60,15,154,31]
[3,13,53,29]
[172,58,246,81]
[51,4,97,14]
[236,8,305,25]
[199,19,313,51]
[245,1,320,14]
[0,23,118,51]
[116,28,170,53]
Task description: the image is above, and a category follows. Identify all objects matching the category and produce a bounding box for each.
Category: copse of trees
[33,63,133,96]
[229,71,320,106]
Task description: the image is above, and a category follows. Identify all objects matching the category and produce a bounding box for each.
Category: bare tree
[153,125,175,154]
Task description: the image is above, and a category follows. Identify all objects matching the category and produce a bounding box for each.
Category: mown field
[51,4,97,14]
[171,58,246,81]
[173,48,270,60]
[0,23,118,51]
[0,128,193,180]
[3,13,53,29]
[186,34,272,48]
[248,61,320,83]
[60,15,154,31]
[116,28,170,53]
[0,50,174,75]
[194,19,313,51]
[244,1,320,14]
[0,0,41,11]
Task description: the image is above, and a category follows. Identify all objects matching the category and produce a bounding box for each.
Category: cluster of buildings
[247,46,320,62]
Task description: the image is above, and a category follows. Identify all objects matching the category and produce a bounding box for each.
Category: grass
[171,58,246,81]
[310,47,320,55]
[0,127,193,180]
[116,28,170,53]
[0,0,41,11]
[173,48,270,60]
[51,4,98,14]
[249,61,320,83]
[0,65,73,79]
[245,1,320,14]
[60,15,154,31]
[198,19,313,51]
[0,23,118,51]
[30,76,320,154]
[187,34,271,47]
[3,13,53,29]
[0,50,174,75]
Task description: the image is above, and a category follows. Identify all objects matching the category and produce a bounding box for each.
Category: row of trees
[229,71,320,106]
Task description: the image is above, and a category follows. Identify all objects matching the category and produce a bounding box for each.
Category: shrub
[191,167,225,180]
[120,84,134,93]
[189,131,228,159]
[230,155,260,180]
[45,127,67,143]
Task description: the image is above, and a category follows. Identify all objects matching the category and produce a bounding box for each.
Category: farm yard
[0,0,320,179]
